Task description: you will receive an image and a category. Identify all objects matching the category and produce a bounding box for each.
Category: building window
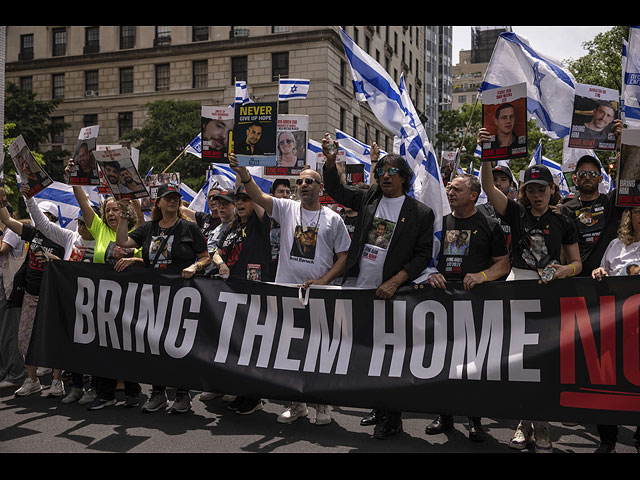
[272,26,290,34]
[155,64,170,91]
[192,26,209,42]
[52,73,65,99]
[340,107,345,132]
[154,26,171,46]
[52,27,66,57]
[340,60,346,87]
[118,112,133,138]
[20,76,33,91]
[84,26,100,54]
[83,114,98,128]
[230,26,249,38]
[19,34,34,61]
[353,115,358,139]
[120,67,134,94]
[272,52,288,81]
[231,56,247,84]
[51,117,65,144]
[192,60,208,88]
[85,70,99,95]
[120,26,135,49]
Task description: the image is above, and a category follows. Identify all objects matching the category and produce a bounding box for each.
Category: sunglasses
[375,167,399,176]
[576,170,600,179]
[296,178,320,186]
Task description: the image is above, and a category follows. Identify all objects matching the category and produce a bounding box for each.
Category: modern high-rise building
[5,26,446,167]
[452,26,511,110]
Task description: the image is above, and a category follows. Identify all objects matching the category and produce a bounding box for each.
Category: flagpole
[162,144,189,174]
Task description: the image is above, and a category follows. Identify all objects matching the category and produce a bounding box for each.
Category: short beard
[578,183,598,195]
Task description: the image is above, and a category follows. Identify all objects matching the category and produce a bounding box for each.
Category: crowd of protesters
[0,124,639,454]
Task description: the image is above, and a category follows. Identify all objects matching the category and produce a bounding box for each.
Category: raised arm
[229,153,274,216]
[65,159,98,228]
[478,129,508,217]
[0,188,23,237]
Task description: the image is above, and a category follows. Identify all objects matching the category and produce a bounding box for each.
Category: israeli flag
[33,182,100,231]
[306,138,322,170]
[480,31,577,139]
[233,80,252,107]
[278,78,310,100]
[339,28,449,281]
[179,183,197,204]
[335,129,386,184]
[185,133,202,158]
[622,26,640,128]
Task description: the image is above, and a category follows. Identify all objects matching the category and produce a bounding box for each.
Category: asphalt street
[1,374,638,455]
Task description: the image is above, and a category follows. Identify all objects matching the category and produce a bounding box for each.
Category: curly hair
[100,196,137,230]
[374,154,414,193]
[617,209,638,246]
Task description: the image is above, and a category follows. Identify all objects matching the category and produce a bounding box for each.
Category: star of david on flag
[278,78,310,100]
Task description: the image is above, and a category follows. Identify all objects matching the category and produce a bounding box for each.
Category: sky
[451,26,615,65]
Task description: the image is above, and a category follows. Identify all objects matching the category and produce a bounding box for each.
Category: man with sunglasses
[321,133,435,440]
[228,153,351,426]
[560,155,622,278]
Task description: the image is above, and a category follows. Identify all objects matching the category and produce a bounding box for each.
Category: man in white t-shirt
[229,153,351,426]
[321,134,435,440]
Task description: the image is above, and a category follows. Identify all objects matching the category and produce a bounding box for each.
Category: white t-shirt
[356,195,405,288]
[0,228,25,272]
[600,238,640,277]
[271,198,351,285]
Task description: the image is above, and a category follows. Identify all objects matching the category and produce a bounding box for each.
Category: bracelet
[241,176,252,184]
[480,271,487,282]
[568,263,576,277]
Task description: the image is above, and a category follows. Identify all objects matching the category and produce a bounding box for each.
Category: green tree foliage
[119,100,206,190]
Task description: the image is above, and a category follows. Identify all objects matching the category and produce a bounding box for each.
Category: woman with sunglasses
[116,183,209,414]
[276,131,305,169]
[479,129,581,453]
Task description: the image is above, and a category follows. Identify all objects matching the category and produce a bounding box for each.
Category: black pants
[95,376,140,401]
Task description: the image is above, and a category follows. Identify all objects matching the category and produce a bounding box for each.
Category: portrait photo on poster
[568,83,619,151]
[201,106,234,164]
[481,82,528,162]
[234,102,278,167]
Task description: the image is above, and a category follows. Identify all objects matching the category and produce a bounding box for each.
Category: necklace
[300,205,322,231]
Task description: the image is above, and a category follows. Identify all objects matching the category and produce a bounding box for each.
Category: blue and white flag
[480,31,577,139]
[179,183,197,204]
[335,129,387,184]
[339,28,449,281]
[33,182,100,231]
[233,80,252,107]
[278,78,310,100]
[185,133,202,158]
[622,26,640,128]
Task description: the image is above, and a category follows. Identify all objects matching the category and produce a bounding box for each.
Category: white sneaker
[42,379,65,398]
[0,379,22,389]
[61,387,84,404]
[509,421,533,450]
[36,367,52,377]
[78,388,97,405]
[314,404,332,425]
[15,378,42,396]
[277,402,309,424]
[533,422,553,453]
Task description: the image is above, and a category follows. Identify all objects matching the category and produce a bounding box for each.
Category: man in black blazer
[321,133,435,439]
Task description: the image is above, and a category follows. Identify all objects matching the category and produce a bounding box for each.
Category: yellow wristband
[480,271,487,282]
[568,263,576,277]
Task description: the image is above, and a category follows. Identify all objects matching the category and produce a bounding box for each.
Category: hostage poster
[481,83,528,162]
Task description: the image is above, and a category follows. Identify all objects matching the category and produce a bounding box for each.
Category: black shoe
[425,415,454,435]
[235,398,263,415]
[123,394,140,408]
[360,409,386,426]
[374,418,403,439]
[227,396,245,411]
[468,418,486,443]
[594,442,616,453]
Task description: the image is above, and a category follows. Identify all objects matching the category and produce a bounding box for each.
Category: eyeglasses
[296,178,320,186]
[375,167,399,176]
[576,170,600,179]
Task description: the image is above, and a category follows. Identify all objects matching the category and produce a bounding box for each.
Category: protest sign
[8,135,53,199]
[201,106,234,164]
[93,147,148,200]
[481,83,528,162]
[233,102,278,167]
[68,126,100,186]
[265,115,309,177]
[616,129,640,207]
[568,83,619,151]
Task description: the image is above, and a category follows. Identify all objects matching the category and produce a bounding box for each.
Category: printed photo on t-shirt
[104,241,135,266]
[247,263,262,281]
[291,225,318,260]
[443,229,471,256]
[366,218,396,250]
[149,235,174,268]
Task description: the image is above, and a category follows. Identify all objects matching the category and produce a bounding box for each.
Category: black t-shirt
[341,213,358,240]
[195,211,221,241]
[129,218,207,273]
[560,190,621,277]
[218,211,272,282]
[437,211,508,281]
[500,199,579,271]
[20,223,66,296]
[476,201,513,254]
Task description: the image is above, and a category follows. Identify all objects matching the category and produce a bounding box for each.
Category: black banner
[28,261,640,424]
